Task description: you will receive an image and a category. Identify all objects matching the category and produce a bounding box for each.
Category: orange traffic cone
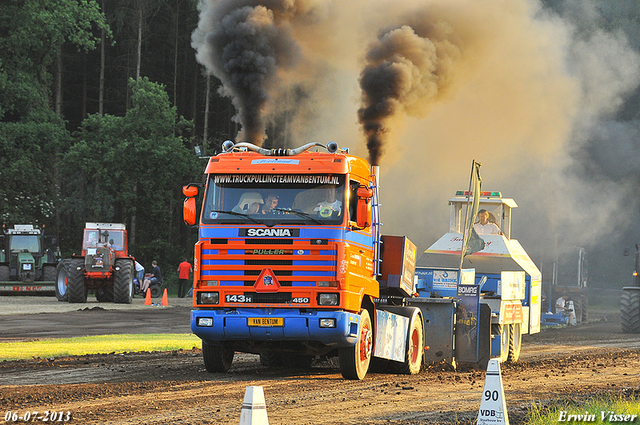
[161,288,168,306]
[144,288,152,305]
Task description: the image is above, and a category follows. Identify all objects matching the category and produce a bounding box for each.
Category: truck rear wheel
[67,258,87,303]
[507,323,522,362]
[54,260,70,301]
[391,311,424,375]
[113,259,133,304]
[339,309,372,380]
[621,288,640,333]
[203,341,234,373]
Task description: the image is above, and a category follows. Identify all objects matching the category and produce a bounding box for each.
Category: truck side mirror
[355,186,373,229]
[183,197,197,226]
[183,184,199,197]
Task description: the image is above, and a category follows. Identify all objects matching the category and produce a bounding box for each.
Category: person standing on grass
[177,258,192,298]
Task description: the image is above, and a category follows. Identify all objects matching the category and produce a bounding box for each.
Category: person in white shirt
[473,209,502,235]
[314,186,342,218]
[555,294,577,325]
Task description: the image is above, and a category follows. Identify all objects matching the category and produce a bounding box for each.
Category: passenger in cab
[261,193,279,214]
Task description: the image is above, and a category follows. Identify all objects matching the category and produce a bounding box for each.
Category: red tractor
[56,223,135,303]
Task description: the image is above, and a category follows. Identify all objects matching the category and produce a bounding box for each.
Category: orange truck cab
[185,141,424,379]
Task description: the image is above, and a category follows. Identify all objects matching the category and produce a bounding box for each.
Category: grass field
[0,333,201,361]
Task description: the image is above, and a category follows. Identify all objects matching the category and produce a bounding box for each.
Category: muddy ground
[1,296,640,424]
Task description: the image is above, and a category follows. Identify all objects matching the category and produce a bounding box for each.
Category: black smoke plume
[193,1,318,145]
[358,22,462,165]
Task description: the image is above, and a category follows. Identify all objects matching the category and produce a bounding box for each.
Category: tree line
[0,0,232,273]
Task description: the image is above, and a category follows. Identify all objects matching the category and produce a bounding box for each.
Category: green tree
[62,77,199,267]
[0,0,108,226]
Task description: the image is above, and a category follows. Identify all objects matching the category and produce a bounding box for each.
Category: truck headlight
[200,292,219,305]
[197,317,213,327]
[318,293,339,306]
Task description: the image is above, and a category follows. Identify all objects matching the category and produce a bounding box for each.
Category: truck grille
[246,292,293,303]
[199,238,336,288]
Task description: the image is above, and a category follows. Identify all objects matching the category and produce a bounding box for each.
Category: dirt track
[1,296,640,424]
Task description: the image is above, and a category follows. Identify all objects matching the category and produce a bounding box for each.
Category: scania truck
[184,141,540,379]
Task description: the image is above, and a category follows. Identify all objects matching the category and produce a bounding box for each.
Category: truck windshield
[10,235,40,253]
[202,174,346,225]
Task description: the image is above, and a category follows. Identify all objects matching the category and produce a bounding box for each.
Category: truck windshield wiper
[272,208,324,225]
[209,210,262,225]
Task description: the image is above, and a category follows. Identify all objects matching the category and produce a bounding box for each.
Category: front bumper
[191,308,360,348]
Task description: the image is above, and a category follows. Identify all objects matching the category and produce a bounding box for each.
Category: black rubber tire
[67,258,87,303]
[572,297,582,324]
[0,265,9,281]
[113,259,133,304]
[42,264,56,282]
[581,294,589,323]
[391,311,424,375]
[281,353,314,369]
[339,309,373,380]
[259,352,283,368]
[621,289,640,334]
[95,286,114,302]
[492,324,510,363]
[507,323,522,363]
[54,260,70,301]
[150,284,162,298]
[203,341,234,373]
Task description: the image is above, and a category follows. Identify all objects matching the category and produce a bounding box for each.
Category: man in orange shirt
[177,258,193,298]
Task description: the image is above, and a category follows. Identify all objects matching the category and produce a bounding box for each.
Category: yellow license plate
[248,317,283,327]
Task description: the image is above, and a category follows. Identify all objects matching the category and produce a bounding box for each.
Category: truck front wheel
[339,309,372,380]
[67,259,87,303]
[203,341,234,373]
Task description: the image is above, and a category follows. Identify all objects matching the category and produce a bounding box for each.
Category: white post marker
[477,359,509,425]
[239,386,269,425]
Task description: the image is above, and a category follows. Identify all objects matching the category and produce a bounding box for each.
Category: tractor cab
[447,191,516,238]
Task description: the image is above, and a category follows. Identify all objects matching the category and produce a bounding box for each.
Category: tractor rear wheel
[0,265,10,281]
[581,294,589,323]
[113,259,133,304]
[259,352,283,368]
[339,309,372,380]
[67,258,87,303]
[54,260,70,301]
[492,324,510,363]
[507,323,522,362]
[621,289,640,333]
[42,264,56,283]
[203,341,234,373]
[96,286,114,302]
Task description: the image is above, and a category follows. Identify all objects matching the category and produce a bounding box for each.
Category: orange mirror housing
[183,184,199,198]
[183,197,197,226]
[356,197,372,229]
[357,186,373,199]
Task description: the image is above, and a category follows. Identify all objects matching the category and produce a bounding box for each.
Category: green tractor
[0,225,60,294]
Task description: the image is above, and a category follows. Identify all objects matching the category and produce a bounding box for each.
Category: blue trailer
[410,191,542,369]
